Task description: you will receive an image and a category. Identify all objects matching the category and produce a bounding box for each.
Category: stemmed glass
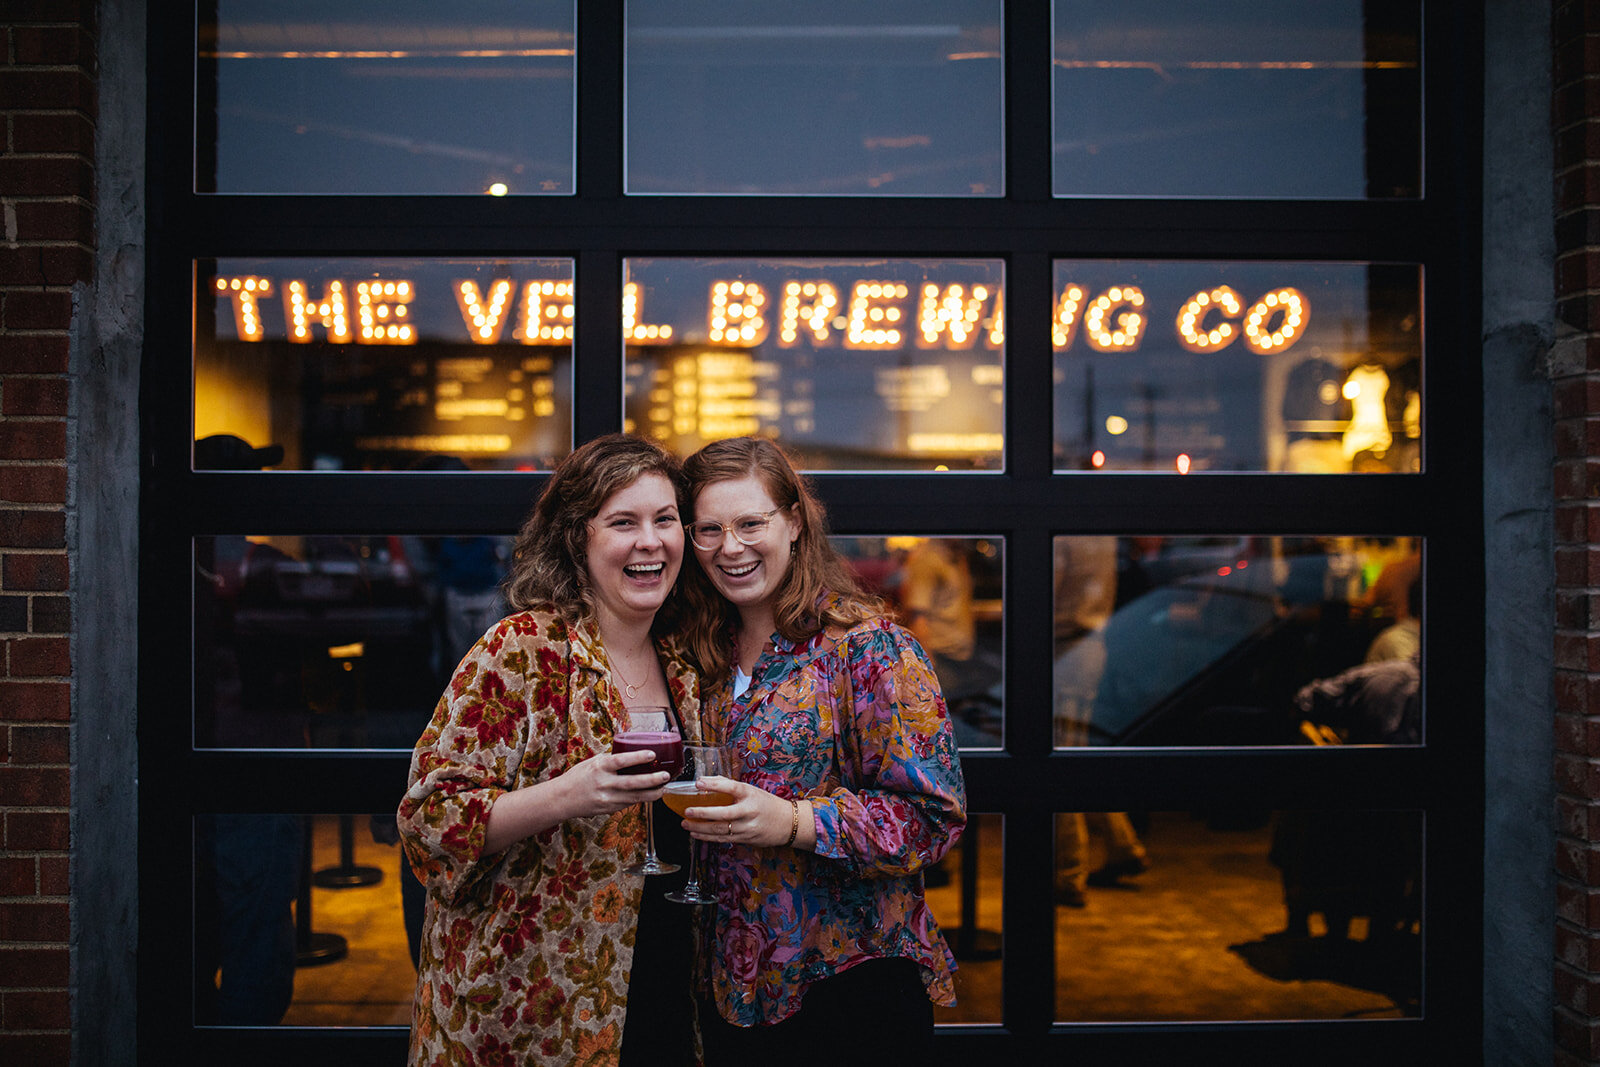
[662,743,736,904]
[613,706,683,876]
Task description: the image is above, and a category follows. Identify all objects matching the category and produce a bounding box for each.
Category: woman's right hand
[484,750,668,853]
[558,749,671,818]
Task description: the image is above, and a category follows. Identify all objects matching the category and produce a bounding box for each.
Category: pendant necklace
[607,644,648,702]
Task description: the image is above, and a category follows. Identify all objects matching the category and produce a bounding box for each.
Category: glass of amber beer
[662,743,735,904]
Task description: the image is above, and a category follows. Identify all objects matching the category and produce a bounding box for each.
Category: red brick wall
[1555,2,1600,1064]
[0,2,94,1063]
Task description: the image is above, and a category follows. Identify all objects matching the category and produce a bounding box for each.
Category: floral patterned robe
[398,607,701,1066]
[698,607,966,1026]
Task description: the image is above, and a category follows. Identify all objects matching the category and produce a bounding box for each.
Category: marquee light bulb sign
[213,273,1310,355]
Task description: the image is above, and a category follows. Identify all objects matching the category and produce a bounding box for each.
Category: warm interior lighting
[1105,415,1129,436]
[486,182,509,196]
[1176,453,1192,474]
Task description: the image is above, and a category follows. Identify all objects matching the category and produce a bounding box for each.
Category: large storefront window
[150,2,1481,1060]
[624,258,1005,469]
[196,258,574,471]
[625,1,1004,196]
[197,1,577,195]
[1051,0,1422,198]
[1052,261,1422,473]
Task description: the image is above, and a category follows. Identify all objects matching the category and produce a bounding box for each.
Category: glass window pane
[1051,261,1421,474]
[1054,810,1421,1021]
[198,1,575,195]
[625,258,1005,470]
[1052,1,1421,198]
[195,812,417,1026]
[930,813,1003,1025]
[1054,536,1421,748]
[196,258,573,471]
[195,535,512,749]
[838,536,1004,749]
[625,1,1003,196]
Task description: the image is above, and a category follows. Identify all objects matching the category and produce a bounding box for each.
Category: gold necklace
[607,644,650,701]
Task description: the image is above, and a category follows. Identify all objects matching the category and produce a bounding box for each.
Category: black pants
[698,957,934,1067]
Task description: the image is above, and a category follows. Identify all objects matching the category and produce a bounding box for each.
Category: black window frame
[140,2,1484,1061]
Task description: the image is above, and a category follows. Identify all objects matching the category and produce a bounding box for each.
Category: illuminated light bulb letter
[518,280,575,344]
[845,281,907,349]
[454,279,515,344]
[1053,284,1087,350]
[778,280,839,347]
[215,276,272,341]
[1084,286,1146,351]
[355,280,417,344]
[285,279,352,343]
[916,282,991,350]
[623,282,673,344]
[708,280,769,346]
[985,287,1005,349]
[1176,286,1243,352]
[1242,287,1309,354]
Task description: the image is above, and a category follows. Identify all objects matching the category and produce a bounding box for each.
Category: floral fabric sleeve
[398,614,554,904]
[808,621,967,878]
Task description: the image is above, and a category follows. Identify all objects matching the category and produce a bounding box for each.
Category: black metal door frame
[139,3,1484,1061]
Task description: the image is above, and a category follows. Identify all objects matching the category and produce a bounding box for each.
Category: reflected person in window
[676,437,966,1065]
[397,434,701,1067]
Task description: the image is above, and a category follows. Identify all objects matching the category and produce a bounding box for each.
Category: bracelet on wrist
[784,799,800,847]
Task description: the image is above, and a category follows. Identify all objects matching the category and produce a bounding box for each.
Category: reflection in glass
[929,813,1003,1025]
[196,813,418,1026]
[1051,260,1421,474]
[196,258,573,471]
[1054,810,1421,1021]
[1054,536,1421,748]
[194,535,512,749]
[198,1,576,194]
[837,536,1004,749]
[625,0,1003,196]
[1052,0,1421,198]
[625,258,1005,470]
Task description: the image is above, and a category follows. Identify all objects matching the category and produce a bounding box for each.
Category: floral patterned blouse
[398,607,701,1066]
[698,606,966,1026]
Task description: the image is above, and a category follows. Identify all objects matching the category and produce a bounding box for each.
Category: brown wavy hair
[679,437,884,678]
[503,433,688,633]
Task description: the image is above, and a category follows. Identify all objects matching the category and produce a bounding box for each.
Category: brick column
[1555,3,1600,1064]
[0,3,95,1063]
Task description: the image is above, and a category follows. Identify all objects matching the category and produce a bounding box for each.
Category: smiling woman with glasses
[672,436,967,1065]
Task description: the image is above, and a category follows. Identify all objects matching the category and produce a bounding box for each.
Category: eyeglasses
[685,508,783,551]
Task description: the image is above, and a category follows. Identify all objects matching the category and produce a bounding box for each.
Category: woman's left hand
[682,776,811,850]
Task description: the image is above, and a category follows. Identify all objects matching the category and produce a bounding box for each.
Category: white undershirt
[732,666,752,699]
